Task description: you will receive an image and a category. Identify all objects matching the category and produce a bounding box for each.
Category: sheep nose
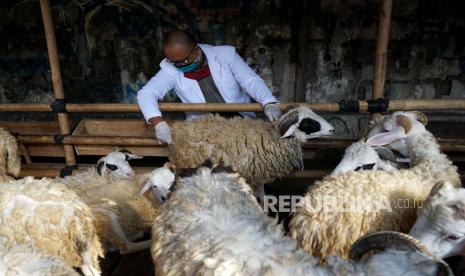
[127,171,135,177]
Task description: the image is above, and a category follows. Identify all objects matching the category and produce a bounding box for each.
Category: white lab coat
[137,43,277,122]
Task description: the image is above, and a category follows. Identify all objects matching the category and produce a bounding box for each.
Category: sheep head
[330,140,399,176]
[139,162,176,203]
[409,180,465,259]
[349,231,453,276]
[277,105,334,143]
[366,111,428,148]
[96,149,143,179]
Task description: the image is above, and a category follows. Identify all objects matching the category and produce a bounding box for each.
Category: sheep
[330,140,401,176]
[0,127,21,182]
[151,162,451,276]
[55,149,175,254]
[409,180,465,259]
[289,111,461,260]
[167,105,334,198]
[0,176,103,275]
[364,110,428,158]
[0,244,79,276]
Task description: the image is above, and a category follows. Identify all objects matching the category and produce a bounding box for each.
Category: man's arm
[137,70,176,126]
[228,49,278,106]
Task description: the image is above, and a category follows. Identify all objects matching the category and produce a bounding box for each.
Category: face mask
[176,55,201,73]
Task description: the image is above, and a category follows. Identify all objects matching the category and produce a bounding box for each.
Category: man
[137,30,282,143]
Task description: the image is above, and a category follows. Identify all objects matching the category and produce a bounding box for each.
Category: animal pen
[2,0,465,179]
[1,0,465,274]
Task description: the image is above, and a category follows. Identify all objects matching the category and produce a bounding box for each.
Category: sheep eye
[355,166,362,171]
[447,234,461,241]
[106,164,118,171]
[362,163,375,170]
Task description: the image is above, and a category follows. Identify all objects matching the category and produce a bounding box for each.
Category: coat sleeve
[227,48,278,106]
[137,70,176,122]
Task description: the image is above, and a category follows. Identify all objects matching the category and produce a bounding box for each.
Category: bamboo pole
[294,0,311,102]
[16,135,465,152]
[372,0,393,119]
[18,135,163,146]
[1,100,465,113]
[39,0,76,166]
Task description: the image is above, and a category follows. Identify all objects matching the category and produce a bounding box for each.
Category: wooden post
[39,0,76,166]
[294,0,311,102]
[372,0,393,118]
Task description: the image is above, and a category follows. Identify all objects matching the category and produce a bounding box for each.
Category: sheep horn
[278,110,299,137]
[163,162,176,173]
[396,115,412,133]
[349,231,429,260]
[283,104,301,113]
[410,111,428,126]
[349,231,453,276]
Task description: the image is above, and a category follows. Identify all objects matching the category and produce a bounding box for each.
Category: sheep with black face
[167,105,334,199]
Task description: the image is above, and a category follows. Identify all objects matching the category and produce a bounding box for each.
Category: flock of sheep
[0,105,464,276]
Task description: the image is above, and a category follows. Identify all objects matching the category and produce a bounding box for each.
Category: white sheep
[0,127,21,182]
[409,180,465,259]
[289,111,461,260]
[330,140,401,176]
[0,176,103,275]
[55,149,174,254]
[168,105,334,198]
[365,110,428,157]
[151,162,451,276]
[0,244,79,276]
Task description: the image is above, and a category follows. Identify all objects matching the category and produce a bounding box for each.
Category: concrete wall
[0,0,464,135]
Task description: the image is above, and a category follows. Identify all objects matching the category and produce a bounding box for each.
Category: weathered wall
[0,0,464,135]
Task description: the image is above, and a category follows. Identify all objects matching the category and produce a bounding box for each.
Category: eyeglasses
[166,44,197,67]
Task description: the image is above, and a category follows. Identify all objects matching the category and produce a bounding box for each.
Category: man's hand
[154,121,172,144]
[264,102,282,122]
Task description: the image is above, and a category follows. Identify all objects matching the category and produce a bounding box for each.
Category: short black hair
[163,30,196,48]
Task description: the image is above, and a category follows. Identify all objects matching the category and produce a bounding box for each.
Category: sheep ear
[451,203,465,220]
[137,173,152,187]
[278,110,299,137]
[374,147,396,162]
[281,124,298,138]
[366,127,406,146]
[139,178,154,196]
[429,180,454,198]
[96,160,107,176]
[120,149,143,160]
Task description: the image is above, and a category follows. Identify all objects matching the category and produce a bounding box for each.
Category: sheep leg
[108,212,151,254]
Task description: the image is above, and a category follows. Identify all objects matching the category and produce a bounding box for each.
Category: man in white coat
[137,30,282,143]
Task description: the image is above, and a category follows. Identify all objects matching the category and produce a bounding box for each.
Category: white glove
[154,121,172,144]
[264,103,282,122]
